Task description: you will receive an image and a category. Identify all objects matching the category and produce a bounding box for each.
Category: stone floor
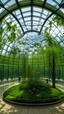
[0,81,64,114]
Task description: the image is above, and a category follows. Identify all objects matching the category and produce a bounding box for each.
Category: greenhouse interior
[0,0,64,114]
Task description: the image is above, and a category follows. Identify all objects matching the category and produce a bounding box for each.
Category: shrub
[25,80,51,95]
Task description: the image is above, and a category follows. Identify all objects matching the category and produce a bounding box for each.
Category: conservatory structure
[0,0,64,113]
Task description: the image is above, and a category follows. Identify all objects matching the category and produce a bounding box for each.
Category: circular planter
[3,87,64,106]
[3,95,64,106]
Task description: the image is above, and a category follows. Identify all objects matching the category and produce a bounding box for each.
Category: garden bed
[3,80,64,105]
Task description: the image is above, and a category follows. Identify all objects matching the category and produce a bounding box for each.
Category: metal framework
[0,0,64,82]
[0,0,64,35]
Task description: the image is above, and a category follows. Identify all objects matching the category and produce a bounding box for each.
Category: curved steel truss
[0,0,64,35]
[0,0,64,82]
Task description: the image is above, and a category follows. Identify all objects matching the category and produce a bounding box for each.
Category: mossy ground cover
[3,80,64,103]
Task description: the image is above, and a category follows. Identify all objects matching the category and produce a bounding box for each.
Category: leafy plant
[0,21,6,49]
[53,15,64,26]
[3,82,64,103]
[25,80,50,95]
[43,32,61,88]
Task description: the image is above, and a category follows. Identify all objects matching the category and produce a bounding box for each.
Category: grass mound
[3,80,64,104]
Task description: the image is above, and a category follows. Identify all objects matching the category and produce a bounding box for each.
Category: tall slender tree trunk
[49,57,51,80]
[52,55,56,88]
[22,54,26,82]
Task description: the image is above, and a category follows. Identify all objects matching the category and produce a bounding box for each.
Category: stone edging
[3,95,64,106]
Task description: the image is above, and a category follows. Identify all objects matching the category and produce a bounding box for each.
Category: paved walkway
[0,82,64,114]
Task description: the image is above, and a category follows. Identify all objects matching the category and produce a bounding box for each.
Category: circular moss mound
[3,80,64,105]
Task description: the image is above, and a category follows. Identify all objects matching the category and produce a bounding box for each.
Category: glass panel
[47,0,57,5]
[33,17,40,21]
[33,12,41,17]
[33,7,42,12]
[33,22,39,25]
[15,10,20,15]
[5,0,15,8]
[24,17,31,21]
[0,8,4,13]
[23,12,31,17]
[25,22,31,25]
[27,26,31,30]
[55,0,62,4]
[22,7,31,12]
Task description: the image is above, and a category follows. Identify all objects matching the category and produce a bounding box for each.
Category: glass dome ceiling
[0,0,64,54]
[0,0,64,33]
[0,0,64,83]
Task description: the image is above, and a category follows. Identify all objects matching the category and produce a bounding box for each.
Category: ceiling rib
[31,0,33,31]
[0,0,64,21]
[15,0,28,31]
[36,0,47,31]
[0,3,25,34]
[39,5,63,34]
[0,0,64,34]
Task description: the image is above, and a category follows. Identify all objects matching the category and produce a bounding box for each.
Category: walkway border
[3,94,64,106]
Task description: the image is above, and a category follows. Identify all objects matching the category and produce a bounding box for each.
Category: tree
[43,32,60,88]
[0,21,6,51]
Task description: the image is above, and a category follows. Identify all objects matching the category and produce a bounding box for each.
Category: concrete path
[0,82,64,114]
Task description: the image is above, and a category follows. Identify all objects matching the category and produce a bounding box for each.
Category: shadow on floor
[0,98,64,114]
[0,82,64,114]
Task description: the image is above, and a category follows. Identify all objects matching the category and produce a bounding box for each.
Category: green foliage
[22,54,27,80]
[25,80,50,95]
[26,64,32,80]
[9,47,21,55]
[6,22,20,43]
[53,15,64,26]
[3,82,64,103]
[44,32,57,47]
[21,53,42,81]
[31,71,41,81]
[44,32,59,67]
[43,31,62,87]
[0,21,21,56]
[0,20,64,81]
[0,21,6,49]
